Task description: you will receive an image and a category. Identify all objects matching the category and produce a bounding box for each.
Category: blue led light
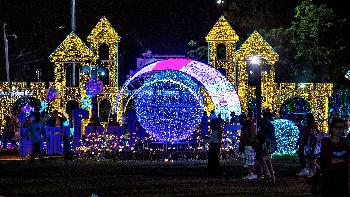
[272,119,299,155]
[81,97,92,109]
[135,71,204,143]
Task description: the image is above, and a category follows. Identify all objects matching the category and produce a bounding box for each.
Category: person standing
[296,113,318,176]
[239,113,257,180]
[257,111,276,182]
[319,117,348,196]
[2,115,18,150]
[24,112,46,165]
[47,110,66,127]
[207,118,223,177]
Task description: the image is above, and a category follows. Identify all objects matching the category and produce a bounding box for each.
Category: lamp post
[249,55,262,130]
[3,23,17,82]
[216,0,224,12]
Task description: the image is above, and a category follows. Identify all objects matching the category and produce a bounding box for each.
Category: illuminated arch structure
[117,59,241,120]
[207,16,333,132]
[117,59,241,142]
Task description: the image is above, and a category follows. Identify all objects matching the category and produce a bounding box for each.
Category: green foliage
[186,40,208,63]
[287,0,338,82]
[262,0,349,84]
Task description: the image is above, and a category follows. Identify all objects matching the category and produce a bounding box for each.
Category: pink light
[153,59,191,71]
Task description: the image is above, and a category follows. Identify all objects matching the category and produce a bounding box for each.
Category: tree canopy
[187,0,350,87]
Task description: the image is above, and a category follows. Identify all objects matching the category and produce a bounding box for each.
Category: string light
[345,70,350,80]
[117,59,241,121]
[87,16,121,90]
[204,16,333,131]
[272,119,299,155]
[135,71,204,142]
[206,16,238,85]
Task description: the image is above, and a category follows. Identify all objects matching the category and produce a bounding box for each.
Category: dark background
[0,0,348,84]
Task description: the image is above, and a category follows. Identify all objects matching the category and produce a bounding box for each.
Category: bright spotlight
[100,72,105,76]
[250,56,260,65]
[299,83,306,89]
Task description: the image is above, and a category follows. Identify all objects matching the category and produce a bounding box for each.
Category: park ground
[0,156,314,197]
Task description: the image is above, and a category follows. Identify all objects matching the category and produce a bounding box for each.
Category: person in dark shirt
[239,113,257,180]
[24,112,46,165]
[319,117,348,197]
[296,113,318,176]
[47,110,66,127]
[257,111,276,182]
[206,118,223,177]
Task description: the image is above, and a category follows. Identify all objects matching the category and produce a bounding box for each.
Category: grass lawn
[0,156,313,197]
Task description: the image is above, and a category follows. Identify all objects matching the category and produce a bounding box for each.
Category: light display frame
[117,59,242,121]
[272,119,300,155]
[206,16,333,132]
[206,16,239,85]
[135,70,204,142]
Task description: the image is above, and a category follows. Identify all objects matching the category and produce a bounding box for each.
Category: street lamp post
[3,23,17,82]
[249,56,262,131]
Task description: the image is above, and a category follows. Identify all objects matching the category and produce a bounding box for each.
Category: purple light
[46,84,59,102]
[22,103,33,114]
[153,59,191,71]
[86,77,104,97]
[118,59,242,120]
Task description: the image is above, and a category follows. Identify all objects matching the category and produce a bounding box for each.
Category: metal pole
[71,0,76,86]
[234,43,238,90]
[71,0,76,32]
[3,23,10,82]
[72,63,76,86]
[255,66,262,133]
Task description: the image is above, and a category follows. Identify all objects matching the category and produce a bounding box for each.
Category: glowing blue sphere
[272,119,300,155]
[135,71,204,142]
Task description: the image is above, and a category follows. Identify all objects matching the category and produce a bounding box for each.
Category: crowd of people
[1,107,349,194]
[204,109,349,195]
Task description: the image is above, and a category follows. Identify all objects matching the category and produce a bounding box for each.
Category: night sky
[0,0,348,84]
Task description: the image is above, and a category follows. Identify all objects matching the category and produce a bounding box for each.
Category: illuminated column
[49,33,96,113]
[87,17,121,91]
[234,31,279,113]
[206,16,239,86]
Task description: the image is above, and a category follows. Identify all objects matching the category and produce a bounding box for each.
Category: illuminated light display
[87,16,120,89]
[346,70,350,80]
[329,89,350,119]
[135,71,204,142]
[272,119,299,155]
[117,59,242,121]
[234,30,279,113]
[200,16,334,131]
[205,16,239,42]
[46,84,60,102]
[276,83,333,132]
[39,101,47,113]
[49,32,96,62]
[81,97,92,109]
[22,103,33,114]
[206,16,238,85]
[0,15,340,148]
[85,77,104,98]
[47,17,120,121]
